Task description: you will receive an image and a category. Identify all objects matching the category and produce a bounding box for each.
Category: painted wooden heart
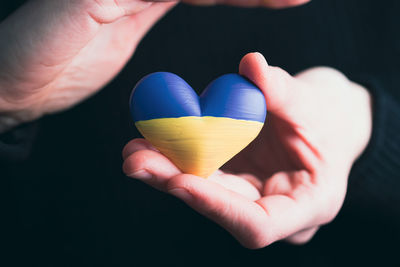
[130,72,267,178]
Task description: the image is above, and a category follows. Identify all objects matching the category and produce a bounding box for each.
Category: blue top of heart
[130,72,267,123]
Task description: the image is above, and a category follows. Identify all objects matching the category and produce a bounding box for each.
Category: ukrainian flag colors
[136,116,263,178]
[130,72,267,178]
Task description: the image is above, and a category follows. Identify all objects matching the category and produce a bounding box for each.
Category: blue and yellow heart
[130,72,267,178]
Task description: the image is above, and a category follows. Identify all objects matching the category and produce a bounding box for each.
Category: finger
[209,172,262,201]
[285,226,319,244]
[253,194,318,244]
[180,0,310,8]
[239,52,302,119]
[123,144,261,199]
[166,174,271,249]
[238,53,322,170]
[166,170,323,248]
[122,138,158,160]
[255,170,322,241]
[262,170,316,197]
[235,173,264,193]
[123,149,181,191]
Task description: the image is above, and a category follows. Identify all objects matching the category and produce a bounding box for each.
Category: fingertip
[123,149,182,189]
[239,52,268,77]
[239,52,270,95]
[122,138,158,160]
[239,53,296,116]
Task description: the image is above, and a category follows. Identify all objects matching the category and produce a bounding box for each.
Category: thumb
[239,52,302,120]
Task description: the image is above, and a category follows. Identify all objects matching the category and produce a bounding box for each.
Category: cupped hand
[122,53,372,248]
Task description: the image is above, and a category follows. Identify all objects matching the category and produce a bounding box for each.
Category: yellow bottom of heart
[135,116,264,178]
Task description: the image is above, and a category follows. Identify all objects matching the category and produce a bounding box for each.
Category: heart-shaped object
[130,72,267,178]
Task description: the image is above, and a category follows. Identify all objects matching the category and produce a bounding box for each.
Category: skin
[0,0,372,248]
[122,53,372,248]
[0,0,309,132]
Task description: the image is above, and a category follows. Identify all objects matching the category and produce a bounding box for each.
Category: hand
[122,52,372,248]
[0,0,177,132]
[0,0,309,132]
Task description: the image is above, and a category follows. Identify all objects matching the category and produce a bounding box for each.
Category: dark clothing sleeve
[0,121,38,163]
[347,71,400,218]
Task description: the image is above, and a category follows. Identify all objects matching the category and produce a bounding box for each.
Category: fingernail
[168,188,192,202]
[130,170,153,180]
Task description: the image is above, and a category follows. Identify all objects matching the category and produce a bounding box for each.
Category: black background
[2,0,400,266]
